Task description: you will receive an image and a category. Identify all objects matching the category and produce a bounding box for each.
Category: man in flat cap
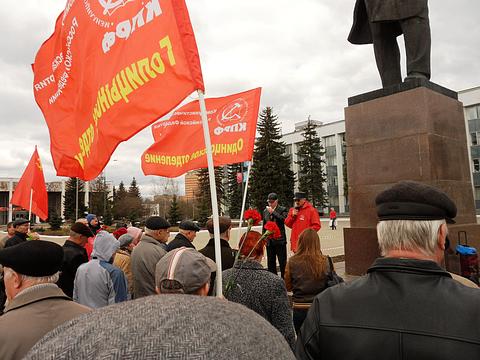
[285,192,321,253]
[0,240,90,360]
[57,222,91,298]
[263,193,289,278]
[348,0,431,87]
[167,220,201,251]
[155,247,216,295]
[296,181,480,359]
[4,219,30,248]
[131,216,170,298]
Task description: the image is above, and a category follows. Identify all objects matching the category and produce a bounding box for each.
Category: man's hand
[266,206,274,214]
[292,209,298,216]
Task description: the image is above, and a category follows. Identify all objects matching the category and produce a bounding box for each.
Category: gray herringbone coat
[25,295,295,360]
[222,260,296,349]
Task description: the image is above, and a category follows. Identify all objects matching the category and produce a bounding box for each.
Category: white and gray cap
[155,247,216,294]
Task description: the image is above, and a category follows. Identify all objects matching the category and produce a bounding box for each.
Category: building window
[472,132,478,146]
[474,159,480,172]
[466,105,479,121]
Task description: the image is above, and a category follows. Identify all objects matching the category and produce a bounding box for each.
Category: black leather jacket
[296,257,480,359]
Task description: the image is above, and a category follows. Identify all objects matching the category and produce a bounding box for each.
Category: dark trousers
[266,241,287,278]
[369,10,431,87]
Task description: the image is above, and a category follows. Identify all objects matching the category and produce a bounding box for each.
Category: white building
[281,119,347,213]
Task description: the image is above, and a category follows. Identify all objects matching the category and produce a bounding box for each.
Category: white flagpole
[198,90,223,297]
[28,188,33,225]
[237,161,253,243]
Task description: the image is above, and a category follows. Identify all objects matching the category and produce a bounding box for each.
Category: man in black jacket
[57,222,91,298]
[4,219,30,248]
[166,220,201,251]
[296,181,480,359]
[199,216,235,295]
[262,193,288,278]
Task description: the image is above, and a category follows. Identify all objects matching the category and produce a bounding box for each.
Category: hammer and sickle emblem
[36,159,43,171]
[98,0,130,15]
[221,103,242,122]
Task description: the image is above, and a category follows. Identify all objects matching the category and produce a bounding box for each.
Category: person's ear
[196,282,210,296]
[155,286,160,294]
[437,223,448,251]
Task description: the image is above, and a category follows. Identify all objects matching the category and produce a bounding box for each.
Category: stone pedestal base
[344,80,476,275]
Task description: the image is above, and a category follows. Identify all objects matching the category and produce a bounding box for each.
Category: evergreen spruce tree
[63,178,87,221]
[48,212,62,230]
[226,163,244,218]
[168,195,182,225]
[296,120,328,208]
[112,181,128,220]
[195,167,225,224]
[126,177,143,223]
[249,107,295,211]
[89,174,108,217]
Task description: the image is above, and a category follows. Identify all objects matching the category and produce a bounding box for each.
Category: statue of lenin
[348,0,431,87]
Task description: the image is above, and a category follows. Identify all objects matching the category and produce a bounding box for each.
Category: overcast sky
[1,1,479,197]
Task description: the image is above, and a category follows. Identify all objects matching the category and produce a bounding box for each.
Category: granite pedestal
[344,79,478,275]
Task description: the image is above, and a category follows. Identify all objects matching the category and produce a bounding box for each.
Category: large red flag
[33,0,204,180]
[142,88,261,177]
[11,148,49,221]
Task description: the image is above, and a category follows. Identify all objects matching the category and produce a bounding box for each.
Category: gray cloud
[0,0,479,196]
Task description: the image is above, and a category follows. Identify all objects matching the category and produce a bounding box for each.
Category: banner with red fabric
[11,148,49,220]
[142,87,261,177]
[33,0,204,180]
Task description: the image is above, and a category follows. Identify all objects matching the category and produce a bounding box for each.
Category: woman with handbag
[284,228,333,333]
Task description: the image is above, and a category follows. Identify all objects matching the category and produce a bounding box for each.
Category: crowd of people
[0,182,479,358]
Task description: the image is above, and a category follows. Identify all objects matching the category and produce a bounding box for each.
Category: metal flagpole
[28,188,33,226]
[237,161,253,243]
[198,90,223,297]
[75,178,79,220]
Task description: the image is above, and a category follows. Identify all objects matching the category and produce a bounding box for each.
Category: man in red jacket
[285,192,321,252]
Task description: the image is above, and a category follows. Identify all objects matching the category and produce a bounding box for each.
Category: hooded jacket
[73,231,128,308]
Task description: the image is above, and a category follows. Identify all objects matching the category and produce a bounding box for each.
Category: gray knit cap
[25,295,295,360]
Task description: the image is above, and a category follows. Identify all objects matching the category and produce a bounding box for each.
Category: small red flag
[11,148,49,221]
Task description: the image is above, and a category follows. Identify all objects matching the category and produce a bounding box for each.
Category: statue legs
[369,11,431,87]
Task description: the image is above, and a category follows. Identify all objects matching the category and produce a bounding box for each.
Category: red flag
[33,0,204,180]
[11,148,49,221]
[142,88,261,177]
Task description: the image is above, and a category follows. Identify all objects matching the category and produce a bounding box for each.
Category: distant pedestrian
[74,231,128,308]
[329,207,337,230]
[285,192,321,252]
[113,233,135,297]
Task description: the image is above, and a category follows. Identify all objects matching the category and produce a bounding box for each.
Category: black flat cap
[13,219,29,227]
[71,222,93,237]
[294,192,307,200]
[0,240,64,276]
[375,181,457,224]
[145,216,171,230]
[267,193,278,201]
[179,220,201,232]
